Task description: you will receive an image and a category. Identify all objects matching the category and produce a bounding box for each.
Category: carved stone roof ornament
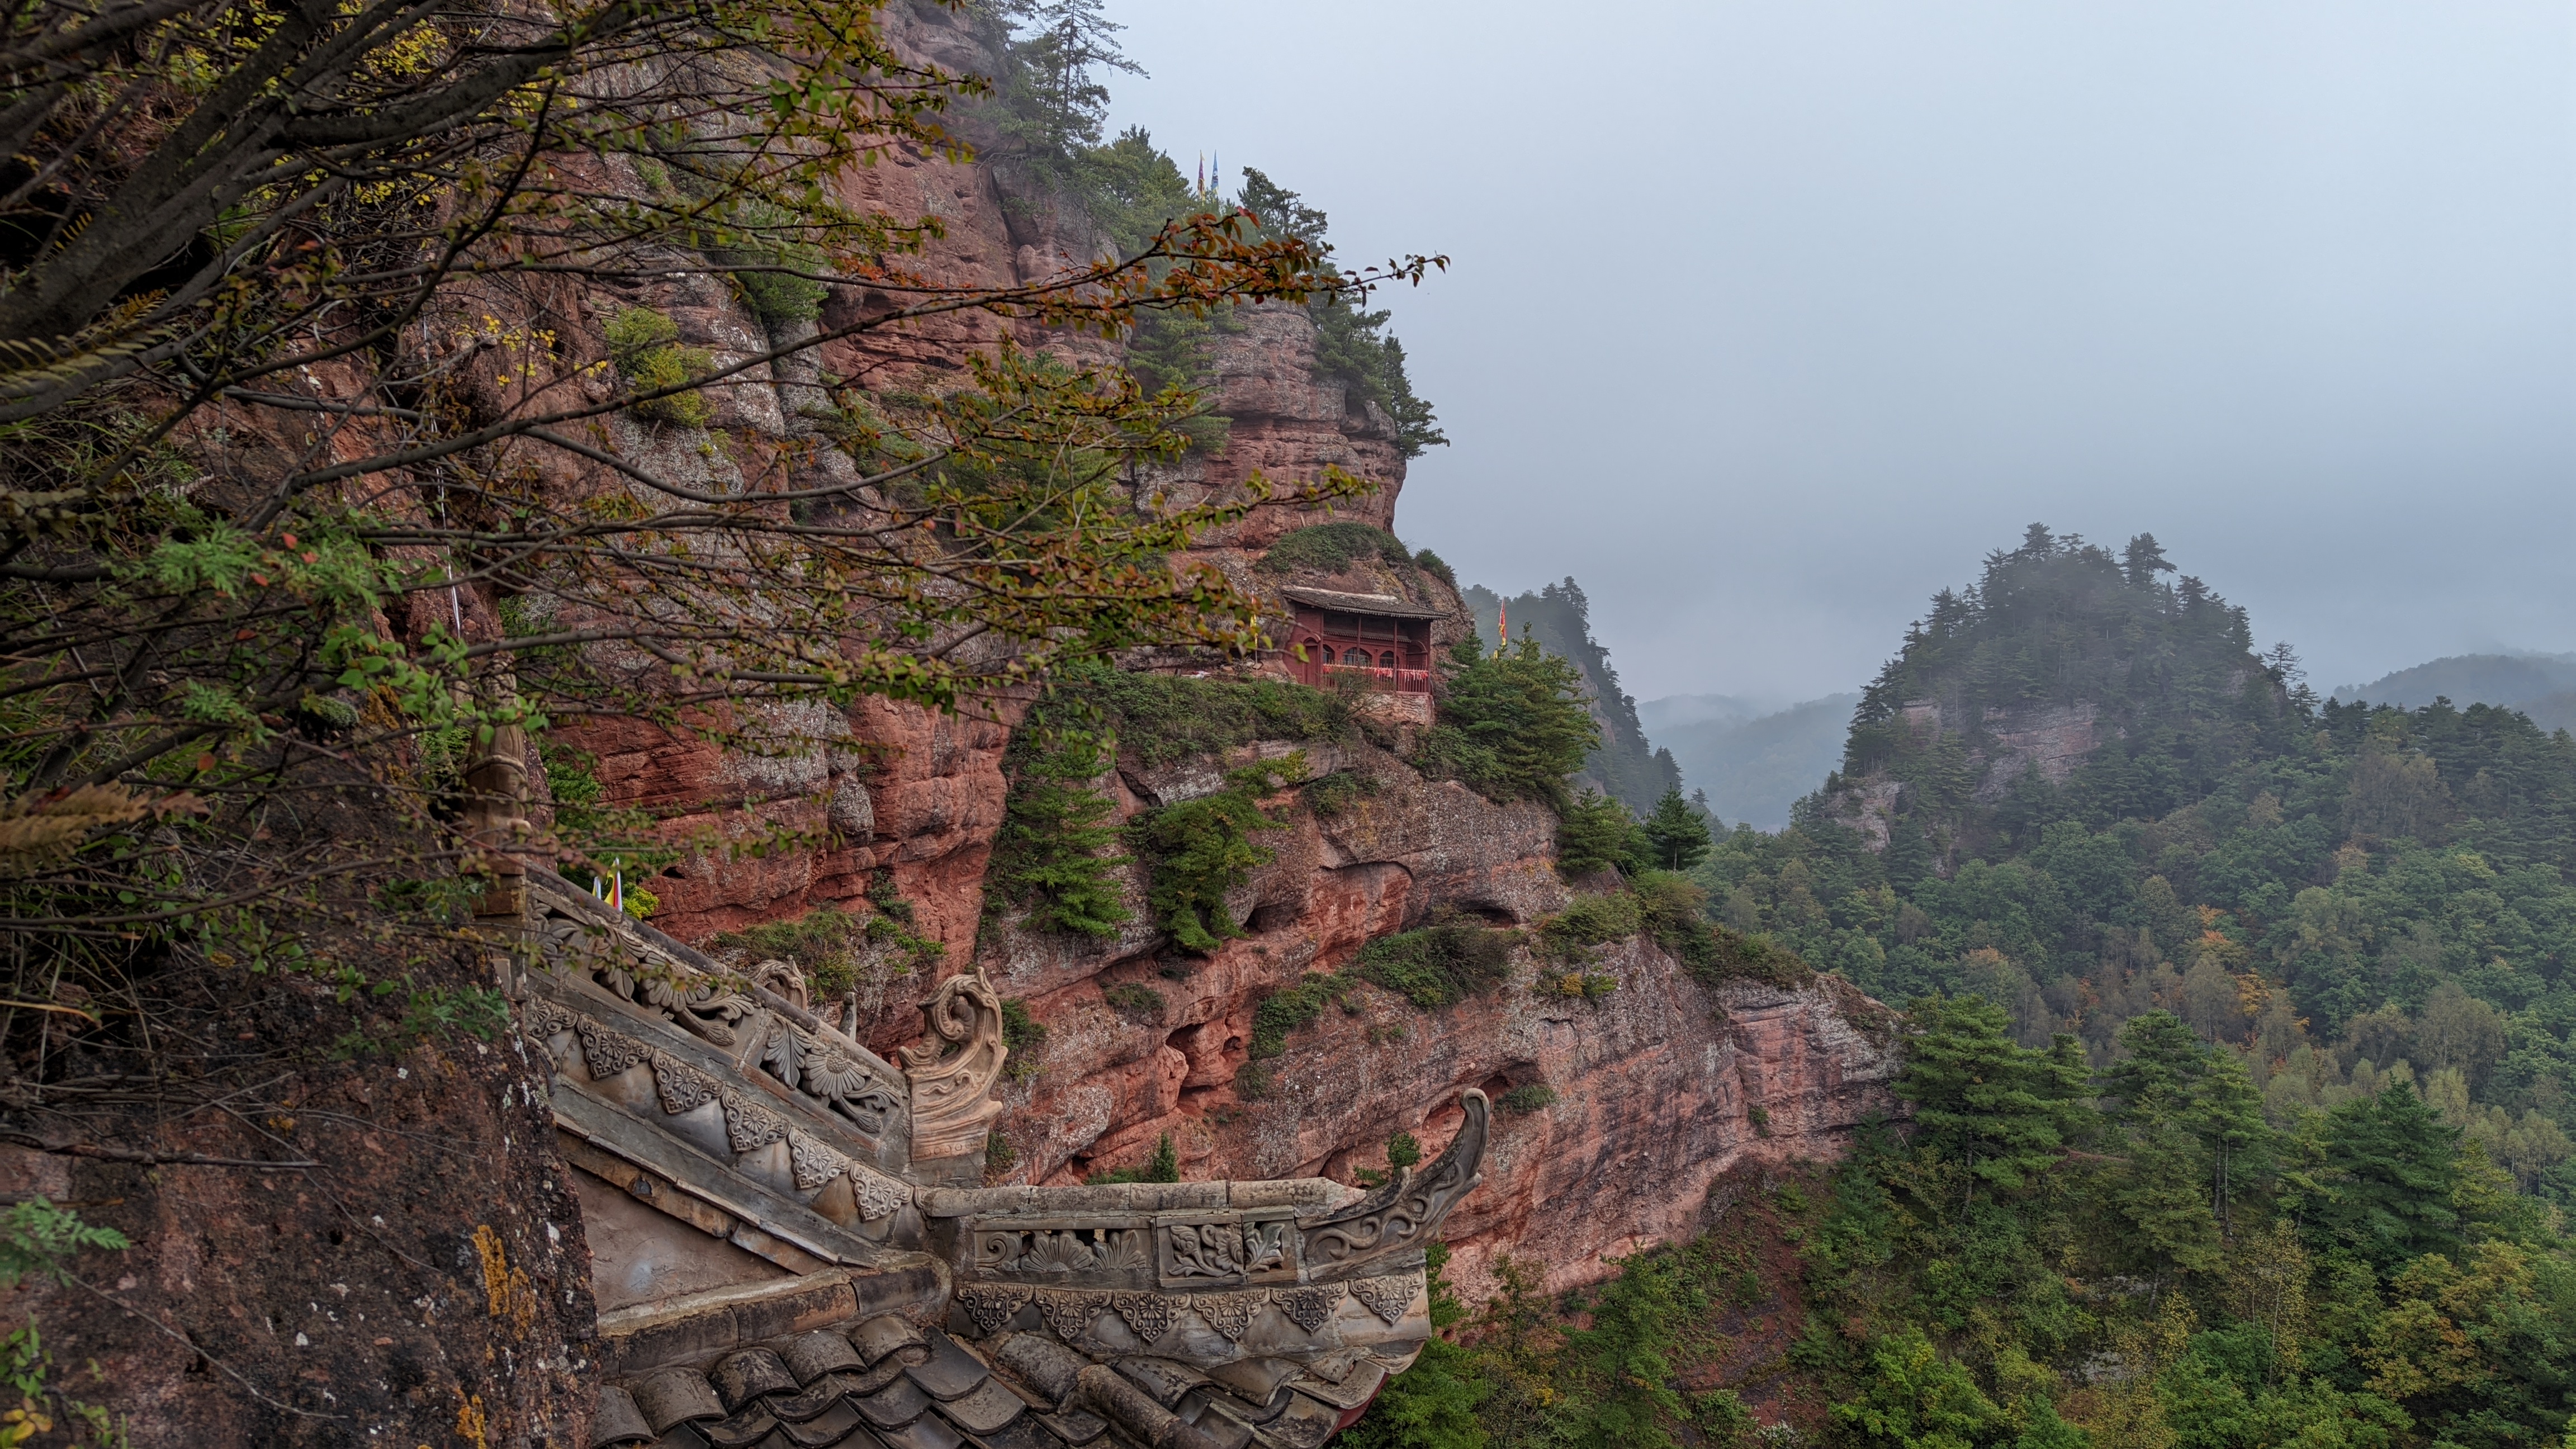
[898,965,1009,1172]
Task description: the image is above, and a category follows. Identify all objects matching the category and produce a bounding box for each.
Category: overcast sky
[1102,0,2576,705]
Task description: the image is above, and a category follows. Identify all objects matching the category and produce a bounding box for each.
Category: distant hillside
[1650,693,1858,831]
[1462,580,1679,814]
[1637,693,1779,735]
[2333,653,2576,743]
[2334,652,2576,710]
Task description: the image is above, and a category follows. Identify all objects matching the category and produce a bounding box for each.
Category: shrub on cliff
[1262,522,1414,575]
[1130,756,1299,954]
[604,306,717,427]
[1419,633,1600,813]
[988,711,1133,938]
[1048,661,1351,766]
[1357,918,1517,1009]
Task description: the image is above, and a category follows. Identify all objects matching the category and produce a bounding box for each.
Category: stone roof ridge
[1276,585,1448,621]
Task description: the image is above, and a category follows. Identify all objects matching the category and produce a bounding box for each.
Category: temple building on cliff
[1276,588,1442,696]
[515,873,1484,1449]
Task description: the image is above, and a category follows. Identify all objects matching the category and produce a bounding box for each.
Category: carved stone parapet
[524,873,907,1147]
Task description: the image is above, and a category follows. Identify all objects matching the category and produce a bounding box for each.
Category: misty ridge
[1508,544,2576,839]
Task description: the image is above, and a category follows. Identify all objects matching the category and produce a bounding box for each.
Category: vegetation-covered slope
[1351,525,2576,1449]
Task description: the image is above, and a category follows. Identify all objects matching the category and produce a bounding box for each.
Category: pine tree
[2192,1048,2271,1236]
[2308,1083,2464,1270]
[2103,1010,2210,1117]
[1638,787,1714,873]
[1556,790,1642,877]
[1897,996,2091,1196]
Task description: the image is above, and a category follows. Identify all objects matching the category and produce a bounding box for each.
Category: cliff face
[527,6,1901,1306]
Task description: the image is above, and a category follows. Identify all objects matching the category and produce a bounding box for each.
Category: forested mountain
[1464,581,1682,814]
[1713,525,2575,1182]
[1352,524,2576,1449]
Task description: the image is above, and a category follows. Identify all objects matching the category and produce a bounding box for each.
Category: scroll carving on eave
[900,967,1008,1161]
[1296,1088,1488,1278]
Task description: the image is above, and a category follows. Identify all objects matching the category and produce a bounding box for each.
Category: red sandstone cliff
[517,4,1903,1305]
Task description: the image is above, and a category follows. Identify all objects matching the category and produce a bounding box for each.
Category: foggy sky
[1101,1,2576,704]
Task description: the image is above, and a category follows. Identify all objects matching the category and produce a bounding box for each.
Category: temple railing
[1321,664,1433,694]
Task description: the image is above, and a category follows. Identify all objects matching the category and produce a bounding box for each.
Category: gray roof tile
[702,1409,779,1449]
[873,1413,965,1449]
[987,1331,1085,1408]
[903,1331,989,1401]
[715,1350,801,1412]
[849,1315,926,1367]
[936,1377,1026,1434]
[783,1329,866,1385]
[593,1386,656,1448]
[973,1421,1062,1449]
[634,1370,727,1434]
[778,1402,865,1448]
[1112,1356,1205,1408]
[854,1375,932,1429]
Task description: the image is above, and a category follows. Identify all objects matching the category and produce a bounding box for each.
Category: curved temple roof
[517,874,1486,1448]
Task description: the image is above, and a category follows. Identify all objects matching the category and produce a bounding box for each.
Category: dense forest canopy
[1352,525,2576,1449]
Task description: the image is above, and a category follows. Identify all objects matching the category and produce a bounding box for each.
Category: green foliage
[1631,871,1722,973]
[1262,522,1414,576]
[1102,982,1166,1022]
[1303,769,1381,818]
[1045,660,1351,767]
[1420,632,1600,813]
[2,1318,128,1447]
[1338,1334,1491,1449]
[2303,1082,2466,1271]
[1700,525,2576,1214]
[1497,1083,1558,1114]
[1537,892,1642,964]
[1639,787,1715,873]
[1356,918,1517,1008]
[603,306,715,427]
[1555,790,1644,877]
[1249,970,1356,1060]
[1462,579,1677,815]
[0,1200,126,1289]
[1413,549,1457,588]
[984,1130,1015,1177]
[1129,756,1297,953]
[1087,1132,1179,1185]
[1897,995,2091,1194]
[1832,1328,2009,1449]
[1388,1131,1422,1170]
[1000,998,1047,1081]
[989,708,1133,938]
[713,898,939,998]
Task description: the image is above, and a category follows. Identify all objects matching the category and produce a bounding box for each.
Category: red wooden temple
[1279,586,1443,694]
